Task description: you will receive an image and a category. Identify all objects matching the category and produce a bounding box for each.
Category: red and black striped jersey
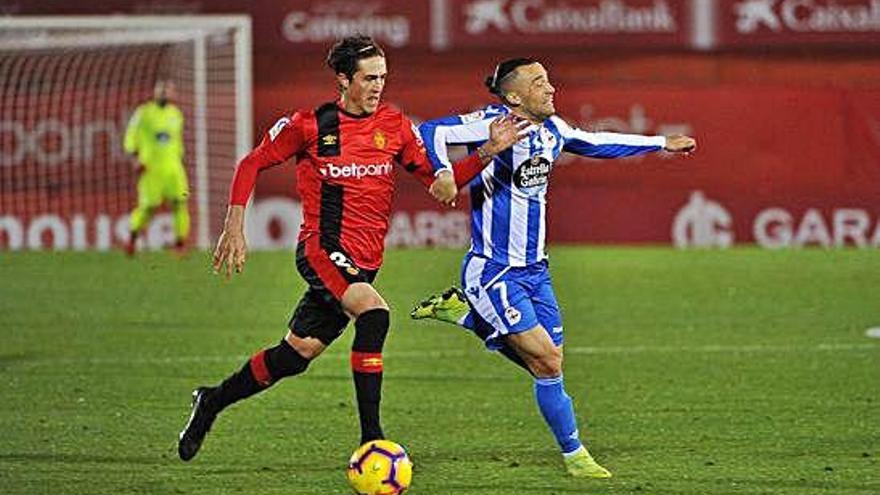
[229,101,485,270]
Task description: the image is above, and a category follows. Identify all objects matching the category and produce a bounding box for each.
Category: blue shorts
[461,252,563,350]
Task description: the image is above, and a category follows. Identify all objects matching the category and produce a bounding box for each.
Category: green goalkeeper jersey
[123,100,185,172]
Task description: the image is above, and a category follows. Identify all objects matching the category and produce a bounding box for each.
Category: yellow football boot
[564,447,612,479]
[410,286,469,324]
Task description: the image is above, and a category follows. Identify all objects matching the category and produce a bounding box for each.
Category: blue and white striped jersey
[420,104,666,267]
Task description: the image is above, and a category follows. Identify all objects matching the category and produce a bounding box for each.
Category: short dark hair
[484,58,537,96]
[326,35,385,80]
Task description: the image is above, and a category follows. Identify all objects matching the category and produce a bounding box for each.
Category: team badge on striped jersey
[513,154,551,189]
[504,306,522,325]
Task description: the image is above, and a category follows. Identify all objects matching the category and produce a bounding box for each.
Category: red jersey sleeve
[229,112,306,205]
[397,115,485,189]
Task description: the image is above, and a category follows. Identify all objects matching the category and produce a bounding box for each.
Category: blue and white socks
[534,375,583,455]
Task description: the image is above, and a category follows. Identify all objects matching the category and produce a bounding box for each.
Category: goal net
[0,16,252,251]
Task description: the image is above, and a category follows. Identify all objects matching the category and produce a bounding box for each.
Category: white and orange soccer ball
[346,440,413,495]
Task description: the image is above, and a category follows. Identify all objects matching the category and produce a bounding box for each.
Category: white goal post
[0,16,252,250]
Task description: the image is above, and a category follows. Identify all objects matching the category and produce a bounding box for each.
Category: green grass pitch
[1,247,878,494]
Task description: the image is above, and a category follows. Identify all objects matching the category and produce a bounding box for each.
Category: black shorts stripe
[315,102,340,157]
[319,182,344,252]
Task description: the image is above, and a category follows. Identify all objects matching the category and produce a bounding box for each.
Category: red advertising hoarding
[4,82,879,250]
[0,0,433,51]
[4,0,880,51]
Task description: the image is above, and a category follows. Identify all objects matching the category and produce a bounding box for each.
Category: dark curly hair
[484,58,537,96]
[326,35,385,80]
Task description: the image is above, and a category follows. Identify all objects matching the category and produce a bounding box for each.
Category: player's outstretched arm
[664,134,696,153]
[555,116,697,159]
[212,205,247,279]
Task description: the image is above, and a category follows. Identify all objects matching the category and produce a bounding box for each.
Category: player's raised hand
[484,115,532,155]
[664,134,696,153]
[212,205,247,279]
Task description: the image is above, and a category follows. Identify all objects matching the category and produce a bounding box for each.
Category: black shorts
[288,238,377,346]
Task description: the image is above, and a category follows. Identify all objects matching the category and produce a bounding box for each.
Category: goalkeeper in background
[123,80,189,256]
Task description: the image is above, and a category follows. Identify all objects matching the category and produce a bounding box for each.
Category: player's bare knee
[531,349,563,378]
[285,331,326,360]
[343,283,388,317]
[358,294,388,315]
[531,362,562,378]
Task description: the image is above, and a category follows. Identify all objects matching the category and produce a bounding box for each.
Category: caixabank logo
[464,0,678,35]
[734,0,880,34]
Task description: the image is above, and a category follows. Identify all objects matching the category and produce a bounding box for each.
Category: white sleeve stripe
[433,126,453,169]
[439,120,492,143]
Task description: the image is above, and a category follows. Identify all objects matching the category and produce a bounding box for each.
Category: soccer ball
[346,440,413,495]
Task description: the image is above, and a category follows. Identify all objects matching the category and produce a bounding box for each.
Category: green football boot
[564,447,612,479]
[410,286,470,325]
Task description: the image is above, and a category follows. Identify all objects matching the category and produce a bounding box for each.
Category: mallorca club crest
[373,130,386,149]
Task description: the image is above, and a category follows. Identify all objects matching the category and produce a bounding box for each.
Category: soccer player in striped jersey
[176,37,527,462]
[411,58,696,478]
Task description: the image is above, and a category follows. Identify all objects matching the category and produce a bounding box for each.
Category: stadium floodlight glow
[0,16,252,250]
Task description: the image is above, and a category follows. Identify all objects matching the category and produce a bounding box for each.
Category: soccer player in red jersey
[177,35,527,461]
